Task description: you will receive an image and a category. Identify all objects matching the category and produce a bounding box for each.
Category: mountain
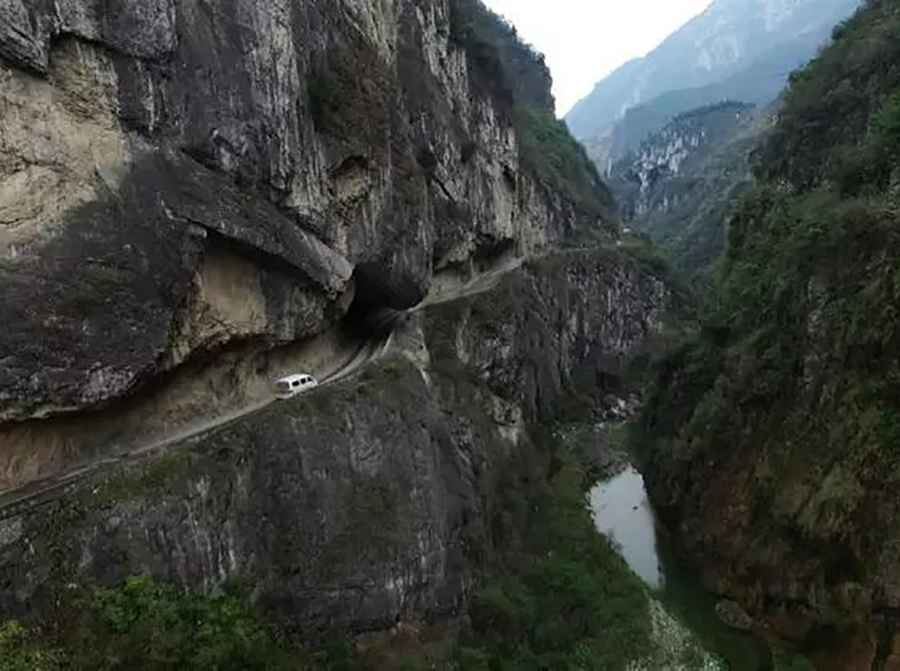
[609,101,769,284]
[638,0,900,665]
[0,0,699,668]
[567,0,862,167]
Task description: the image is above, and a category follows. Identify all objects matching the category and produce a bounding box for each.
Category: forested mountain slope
[639,1,900,666]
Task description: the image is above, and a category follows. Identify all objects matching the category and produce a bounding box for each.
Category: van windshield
[275,381,292,392]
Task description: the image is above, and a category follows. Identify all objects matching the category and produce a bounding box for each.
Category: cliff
[638,0,900,666]
[609,101,766,283]
[0,249,675,659]
[0,0,611,427]
[0,0,616,495]
[0,0,690,667]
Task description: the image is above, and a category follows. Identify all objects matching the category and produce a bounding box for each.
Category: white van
[273,373,319,399]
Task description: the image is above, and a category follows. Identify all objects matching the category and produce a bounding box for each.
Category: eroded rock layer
[0,0,609,424]
[0,249,670,638]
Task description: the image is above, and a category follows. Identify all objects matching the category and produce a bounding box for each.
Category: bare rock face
[0,0,659,653]
[0,0,176,74]
[0,249,672,639]
[714,600,755,631]
[427,250,669,421]
[0,55,351,421]
[0,0,605,425]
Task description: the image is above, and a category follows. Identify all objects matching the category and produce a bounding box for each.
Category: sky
[482,0,713,117]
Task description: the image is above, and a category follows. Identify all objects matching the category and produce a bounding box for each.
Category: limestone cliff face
[0,0,608,425]
[0,0,668,647]
[614,103,755,219]
[0,250,670,638]
[609,101,765,280]
[429,252,668,420]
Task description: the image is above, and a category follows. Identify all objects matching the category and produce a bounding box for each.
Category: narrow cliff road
[0,256,524,518]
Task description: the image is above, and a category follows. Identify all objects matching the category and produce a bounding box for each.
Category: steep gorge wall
[0,250,671,639]
[638,1,900,666]
[0,0,670,651]
[612,102,756,221]
[0,0,610,429]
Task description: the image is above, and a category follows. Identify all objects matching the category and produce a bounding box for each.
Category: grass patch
[0,621,62,671]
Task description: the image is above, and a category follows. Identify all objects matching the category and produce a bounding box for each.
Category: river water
[589,467,663,588]
[590,467,772,671]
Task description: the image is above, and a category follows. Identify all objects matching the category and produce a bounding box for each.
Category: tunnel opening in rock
[351,261,428,313]
[342,269,406,342]
[471,237,517,270]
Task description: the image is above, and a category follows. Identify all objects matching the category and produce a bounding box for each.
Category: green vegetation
[617,233,685,286]
[634,0,900,646]
[0,577,301,670]
[0,621,61,671]
[771,648,815,671]
[456,455,653,670]
[515,107,614,219]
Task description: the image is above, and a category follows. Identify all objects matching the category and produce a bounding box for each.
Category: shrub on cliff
[449,0,550,110]
[515,107,613,218]
[0,621,62,671]
[78,576,295,670]
[772,648,815,671]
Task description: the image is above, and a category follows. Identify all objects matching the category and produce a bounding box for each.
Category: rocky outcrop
[0,0,176,75]
[0,249,671,639]
[715,600,755,631]
[613,102,756,219]
[427,251,668,420]
[608,101,765,280]
[0,0,610,426]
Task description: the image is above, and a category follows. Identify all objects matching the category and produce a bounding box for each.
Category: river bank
[590,463,773,671]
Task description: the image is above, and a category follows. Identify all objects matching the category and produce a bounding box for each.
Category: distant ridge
[566,0,861,167]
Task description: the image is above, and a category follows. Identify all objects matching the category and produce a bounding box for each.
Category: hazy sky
[483,0,713,116]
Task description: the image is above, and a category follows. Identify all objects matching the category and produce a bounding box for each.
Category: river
[590,466,772,671]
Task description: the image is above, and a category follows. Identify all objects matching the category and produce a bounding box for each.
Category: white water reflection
[589,466,663,589]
